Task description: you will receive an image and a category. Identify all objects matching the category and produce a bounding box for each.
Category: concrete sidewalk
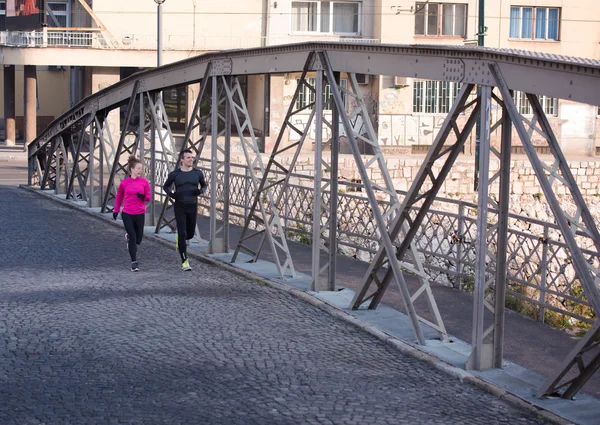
[23,186,600,425]
[0,145,28,186]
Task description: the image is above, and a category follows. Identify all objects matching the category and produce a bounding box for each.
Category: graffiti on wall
[286,113,367,143]
[378,114,447,146]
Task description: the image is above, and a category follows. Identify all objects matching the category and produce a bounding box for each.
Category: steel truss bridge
[26,42,600,399]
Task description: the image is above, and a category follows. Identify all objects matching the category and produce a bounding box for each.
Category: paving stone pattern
[0,186,549,425]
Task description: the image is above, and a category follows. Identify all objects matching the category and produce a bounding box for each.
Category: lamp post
[474,0,485,190]
[154,0,166,67]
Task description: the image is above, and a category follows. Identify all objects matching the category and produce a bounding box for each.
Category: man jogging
[162,149,207,271]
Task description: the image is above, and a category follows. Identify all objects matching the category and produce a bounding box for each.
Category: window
[295,78,347,111]
[514,92,557,116]
[47,1,71,28]
[0,1,5,31]
[415,3,467,37]
[162,86,187,128]
[509,6,560,40]
[413,80,461,114]
[291,1,360,35]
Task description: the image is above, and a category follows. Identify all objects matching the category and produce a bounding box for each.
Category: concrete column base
[3,65,16,146]
[24,65,37,151]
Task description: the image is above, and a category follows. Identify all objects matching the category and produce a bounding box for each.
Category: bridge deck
[8,182,599,424]
[1,184,563,425]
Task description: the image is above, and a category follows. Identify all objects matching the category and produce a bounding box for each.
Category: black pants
[174,202,197,262]
[122,212,145,262]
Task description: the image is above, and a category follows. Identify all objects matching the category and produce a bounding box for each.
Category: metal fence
[193,158,596,328]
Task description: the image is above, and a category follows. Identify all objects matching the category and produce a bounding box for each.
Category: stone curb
[20,185,574,425]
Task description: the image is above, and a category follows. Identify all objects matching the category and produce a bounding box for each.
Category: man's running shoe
[175,234,179,251]
[182,259,192,271]
[125,233,129,251]
[131,261,139,272]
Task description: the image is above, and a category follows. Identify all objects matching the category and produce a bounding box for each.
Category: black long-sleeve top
[162,168,207,204]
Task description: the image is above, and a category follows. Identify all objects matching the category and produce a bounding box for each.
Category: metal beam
[491,64,600,316]
[30,44,600,153]
[322,50,432,344]
[467,85,493,370]
[87,115,106,208]
[538,320,600,399]
[40,136,60,190]
[101,81,140,213]
[350,84,478,344]
[207,75,232,254]
[311,56,326,291]
[231,54,322,273]
[328,71,340,292]
[491,63,600,398]
[231,57,316,267]
[145,92,176,227]
[155,67,212,234]
[491,91,513,368]
[224,73,296,279]
[66,116,92,201]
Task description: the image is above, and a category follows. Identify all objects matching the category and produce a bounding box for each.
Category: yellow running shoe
[182,259,192,271]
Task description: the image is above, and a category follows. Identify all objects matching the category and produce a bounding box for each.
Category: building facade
[370,0,600,156]
[1,0,599,157]
[270,0,600,157]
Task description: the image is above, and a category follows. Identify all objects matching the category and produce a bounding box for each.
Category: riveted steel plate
[463,60,494,86]
[309,54,324,71]
[209,59,233,76]
[442,59,464,82]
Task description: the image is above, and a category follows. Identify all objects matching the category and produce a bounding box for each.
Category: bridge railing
[194,157,596,330]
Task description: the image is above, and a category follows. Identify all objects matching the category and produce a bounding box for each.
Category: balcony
[0,29,379,51]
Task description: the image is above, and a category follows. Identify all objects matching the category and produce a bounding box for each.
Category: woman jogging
[113,156,151,272]
[162,149,207,271]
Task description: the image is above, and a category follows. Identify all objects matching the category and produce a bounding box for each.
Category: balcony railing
[0,30,380,51]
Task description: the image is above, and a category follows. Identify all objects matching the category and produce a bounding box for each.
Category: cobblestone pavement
[0,186,549,425]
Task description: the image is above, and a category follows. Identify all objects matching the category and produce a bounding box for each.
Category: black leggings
[122,212,145,262]
[174,202,197,262]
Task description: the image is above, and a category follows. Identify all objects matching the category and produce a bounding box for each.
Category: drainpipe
[261,0,268,47]
[192,0,196,50]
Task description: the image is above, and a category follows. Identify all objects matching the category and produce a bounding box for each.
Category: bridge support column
[208,75,231,254]
[24,65,37,151]
[466,86,513,371]
[3,65,16,146]
[310,59,338,292]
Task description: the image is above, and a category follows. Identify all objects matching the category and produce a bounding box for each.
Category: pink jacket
[114,177,151,215]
